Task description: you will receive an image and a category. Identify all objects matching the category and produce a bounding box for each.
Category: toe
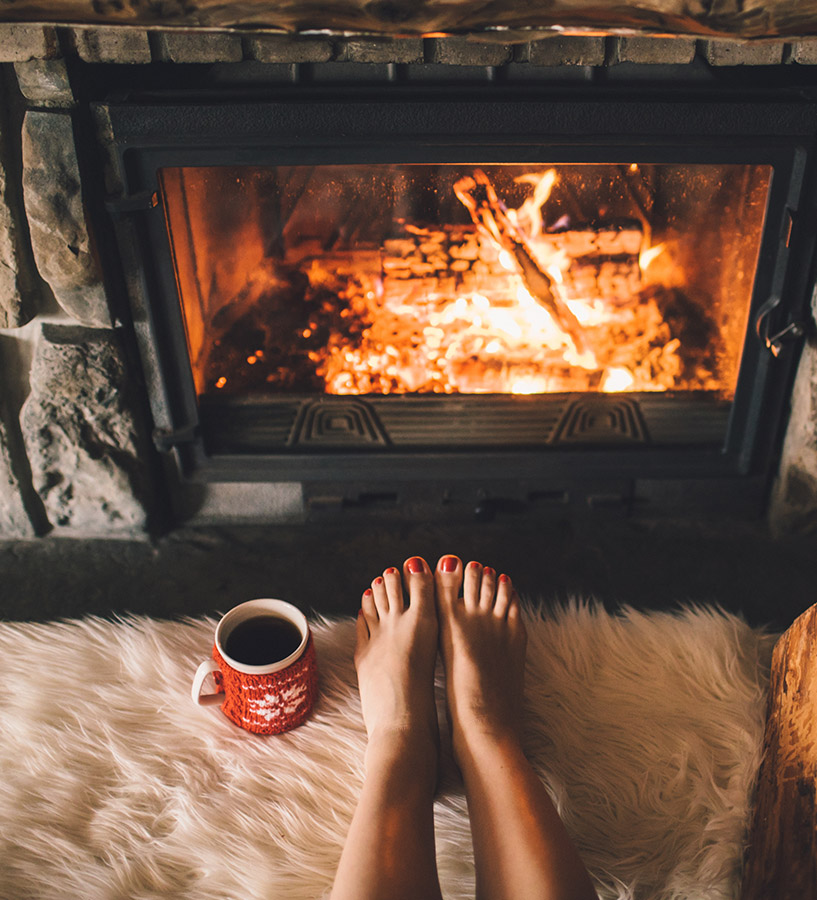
[383,566,404,613]
[362,587,378,626]
[479,566,497,610]
[463,560,483,611]
[494,573,513,618]
[371,575,390,617]
[435,555,463,612]
[355,607,369,648]
[403,556,435,618]
[508,591,527,646]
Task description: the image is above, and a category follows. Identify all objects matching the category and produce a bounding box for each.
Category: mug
[192,598,318,734]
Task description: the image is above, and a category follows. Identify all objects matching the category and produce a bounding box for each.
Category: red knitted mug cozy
[211,634,318,735]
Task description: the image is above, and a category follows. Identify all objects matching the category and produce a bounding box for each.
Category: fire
[600,367,636,393]
[639,243,665,271]
[510,169,557,238]
[195,165,725,398]
[311,168,695,395]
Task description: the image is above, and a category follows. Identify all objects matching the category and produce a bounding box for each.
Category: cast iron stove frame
[99,85,816,513]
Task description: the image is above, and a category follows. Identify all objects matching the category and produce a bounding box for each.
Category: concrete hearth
[1,517,816,632]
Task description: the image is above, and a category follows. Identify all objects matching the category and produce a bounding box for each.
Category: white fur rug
[0,603,773,900]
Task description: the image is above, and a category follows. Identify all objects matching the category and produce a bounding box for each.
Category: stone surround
[6,23,817,70]
[0,24,816,537]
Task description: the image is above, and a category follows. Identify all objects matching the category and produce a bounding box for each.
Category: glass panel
[159,163,771,400]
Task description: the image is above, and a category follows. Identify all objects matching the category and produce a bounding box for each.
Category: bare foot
[435,555,527,763]
[355,556,439,776]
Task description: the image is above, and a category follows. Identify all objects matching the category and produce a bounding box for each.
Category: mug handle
[192,659,224,706]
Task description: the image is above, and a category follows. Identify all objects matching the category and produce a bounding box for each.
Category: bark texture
[741,602,817,900]
[0,1,815,39]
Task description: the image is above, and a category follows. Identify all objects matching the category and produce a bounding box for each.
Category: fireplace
[99,85,812,516]
[3,28,817,537]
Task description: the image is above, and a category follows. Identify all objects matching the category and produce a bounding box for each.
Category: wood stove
[100,82,815,515]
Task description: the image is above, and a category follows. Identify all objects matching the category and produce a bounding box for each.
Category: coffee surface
[224,616,303,666]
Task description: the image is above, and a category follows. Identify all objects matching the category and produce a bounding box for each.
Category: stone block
[338,37,423,64]
[703,40,785,66]
[791,40,817,65]
[616,36,696,65]
[20,324,152,534]
[0,122,37,329]
[247,34,333,63]
[528,36,606,67]
[0,415,35,537]
[0,25,57,63]
[153,30,244,64]
[513,43,532,63]
[71,26,151,64]
[428,37,512,66]
[22,110,111,328]
[14,59,74,107]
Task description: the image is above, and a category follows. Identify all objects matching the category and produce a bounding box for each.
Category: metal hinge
[105,191,160,216]
[755,296,807,358]
[152,424,199,453]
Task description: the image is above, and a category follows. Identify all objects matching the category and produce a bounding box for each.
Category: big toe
[435,555,463,612]
[403,556,435,618]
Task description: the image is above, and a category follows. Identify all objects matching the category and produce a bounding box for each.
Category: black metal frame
[98,87,816,509]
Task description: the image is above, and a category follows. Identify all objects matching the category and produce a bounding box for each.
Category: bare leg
[435,555,599,900]
[330,556,443,900]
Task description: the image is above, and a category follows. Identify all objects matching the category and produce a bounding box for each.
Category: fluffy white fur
[0,602,773,900]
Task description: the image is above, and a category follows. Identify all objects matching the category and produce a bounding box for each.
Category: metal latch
[755,296,807,358]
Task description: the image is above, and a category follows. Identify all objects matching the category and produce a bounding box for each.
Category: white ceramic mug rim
[214,599,309,675]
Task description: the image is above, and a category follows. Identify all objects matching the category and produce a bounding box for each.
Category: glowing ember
[600,367,636,393]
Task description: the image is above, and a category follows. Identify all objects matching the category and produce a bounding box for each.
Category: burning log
[453,169,592,359]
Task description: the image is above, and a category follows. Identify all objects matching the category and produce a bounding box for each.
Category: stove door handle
[755,295,806,358]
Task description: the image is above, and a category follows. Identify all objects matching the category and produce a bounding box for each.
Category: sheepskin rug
[0,602,773,900]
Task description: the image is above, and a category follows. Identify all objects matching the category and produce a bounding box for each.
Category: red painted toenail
[484,566,494,576]
[385,567,398,575]
[363,589,372,596]
[469,561,480,569]
[499,574,510,583]
[407,557,424,574]
[374,577,383,585]
[441,556,458,572]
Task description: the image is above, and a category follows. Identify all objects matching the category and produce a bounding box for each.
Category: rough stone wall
[0,24,815,537]
[21,325,151,532]
[0,28,153,537]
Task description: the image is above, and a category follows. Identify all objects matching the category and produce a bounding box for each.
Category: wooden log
[0,0,816,39]
[740,602,817,900]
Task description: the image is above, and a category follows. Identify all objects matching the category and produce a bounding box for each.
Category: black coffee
[224,615,303,666]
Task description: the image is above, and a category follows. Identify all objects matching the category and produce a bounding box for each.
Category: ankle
[365,725,438,770]
[364,731,439,798]
[451,722,525,774]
